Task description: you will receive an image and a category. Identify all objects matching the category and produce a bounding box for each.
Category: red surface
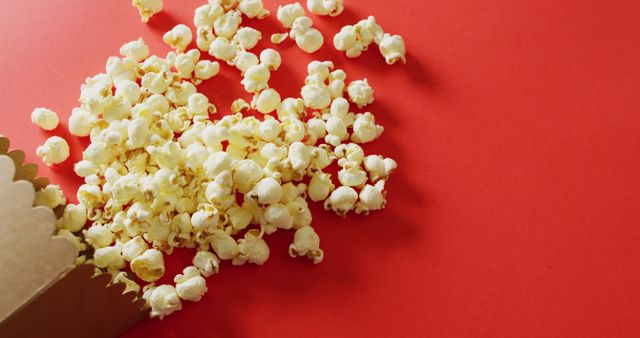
[1,1,640,337]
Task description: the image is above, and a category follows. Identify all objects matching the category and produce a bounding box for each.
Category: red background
[1,1,640,337]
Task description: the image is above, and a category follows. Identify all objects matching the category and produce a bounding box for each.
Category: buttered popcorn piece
[378,33,407,65]
[347,79,374,108]
[233,229,270,265]
[31,107,59,131]
[34,184,66,209]
[307,0,344,16]
[239,0,270,19]
[253,88,282,114]
[324,186,358,216]
[192,250,220,277]
[133,0,163,23]
[163,24,193,52]
[94,245,126,269]
[290,16,324,53]
[277,2,306,28]
[36,136,70,166]
[289,225,324,263]
[174,266,208,302]
[131,248,166,282]
[147,284,182,319]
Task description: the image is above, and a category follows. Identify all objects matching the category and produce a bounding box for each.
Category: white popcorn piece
[233,27,262,50]
[337,161,367,187]
[59,204,87,232]
[209,37,237,62]
[131,248,166,282]
[122,236,149,261]
[239,0,270,19]
[259,49,282,71]
[34,184,66,209]
[233,230,270,265]
[112,271,141,294]
[163,24,193,52]
[196,26,215,52]
[194,4,224,28]
[36,136,70,166]
[253,89,281,114]
[132,0,163,23]
[308,171,334,202]
[306,0,343,16]
[214,10,242,39]
[270,33,289,44]
[241,64,270,93]
[120,38,150,62]
[31,107,59,131]
[194,60,220,83]
[249,177,283,205]
[192,250,220,277]
[94,245,126,269]
[324,186,358,216]
[83,224,115,249]
[356,181,386,214]
[378,33,407,65]
[264,203,294,232]
[175,266,208,302]
[288,225,323,263]
[290,16,324,53]
[68,108,97,137]
[351,112,384,143]
[209,230,239,260]
[233,51,260,74]
[277,2,305,28]
[148,284,182,319]
[347,79,374,108]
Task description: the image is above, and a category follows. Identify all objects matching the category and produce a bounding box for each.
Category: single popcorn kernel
[36,136,70,166]
[131,248,166,282]
[31,107,59,131]
[163,24,193,52]
[132,0,163,23]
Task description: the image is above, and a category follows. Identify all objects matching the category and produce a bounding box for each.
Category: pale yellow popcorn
[233,51,259,74]
[112,271,141,294]
[131,248,165,282]
[233,27,262,50]
[147,284,182,319]
[192,251,220,277]
[253,89,281,114]
[288,225,323,263]
[194,4,224,28]
[94,245,126,270]
[337,161,367,187]
[239,0,270,19]
[194,60,220,83]
[209,37,237,62]
[132,0,163,23]
[308,171,334,202]
[34,184,66,209]
[58,204,87,232]
[209,230,239,260]
[233,230,270,265]
[378,33,407,65]
[355,181,386,214]
[31,107,59,131]
[196,26,215,52]
[306,0,343,16]
[120,38,150,62]
[277,2,305,28]
[264,203,294,233]
[163,24,193,52]
[56,229,87,252]
[122,236,149,261]
[214,10,242,39]
[347,78,374,108]
[270,33,289,44]
[174,266,208,302]
[290,16,324,54]
[324,186,358,216]
[259,49,282,71]
[241,64,270,93]
[36,136,70,166]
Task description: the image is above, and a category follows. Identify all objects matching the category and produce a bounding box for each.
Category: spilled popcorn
[32,0,406,319]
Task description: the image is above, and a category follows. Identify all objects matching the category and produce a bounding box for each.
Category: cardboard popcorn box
[0,136,148,338]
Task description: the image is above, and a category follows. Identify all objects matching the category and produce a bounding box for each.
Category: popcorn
[233,230,270,265]
[324,186,358,216]
[122,236,149,261]
[163,24,193,52]
[347,79,375,108]
[132,0,163,23]
[94,245,126,269]
[174,266,208,302]
[270,33,288,44]
[308,171,334,202]
[277,2,305,28]
[378,33,407,65]
[112,272,141,294]
[356,181,386,214]
[131,248,166,282]
[290,16,324,53]
[47,29,401,319]
[147,284,182,319]
[288,225,323,263]
[34,184,66,209]
[259,49,281,71]
[194,4,223,28]
[233,27,262,50]
[36,136,70,166]
[192,250,220,277]
[306,0,344,16]
[253,88,281,114]
[59,204,87,232]
[31,108,59,131]
[238,0,270,19]
[120,38,150,62]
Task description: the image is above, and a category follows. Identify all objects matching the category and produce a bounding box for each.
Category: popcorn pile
[31,0,405,319]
